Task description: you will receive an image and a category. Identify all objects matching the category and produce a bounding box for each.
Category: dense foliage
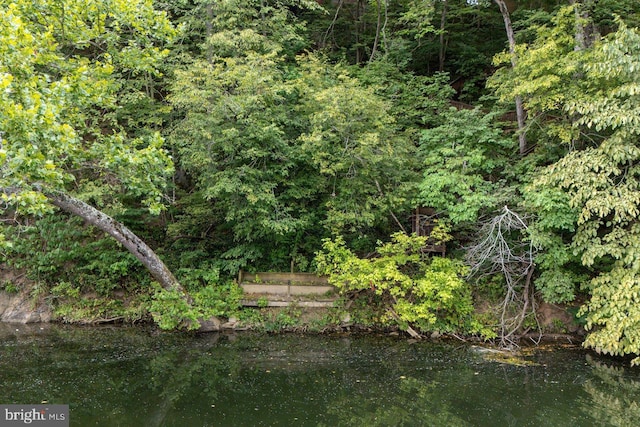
[316,232,494,338]
[3,0,640,362]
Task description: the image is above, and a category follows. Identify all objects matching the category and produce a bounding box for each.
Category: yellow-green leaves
[296,56,409,233]
[488,5,585,146]
[529,21,640,360]
[0,0,175,215]
[0,6,71,209]
[580,261,640,363]
[316,233,481,335]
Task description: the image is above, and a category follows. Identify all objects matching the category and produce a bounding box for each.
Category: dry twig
[466,206,539,348]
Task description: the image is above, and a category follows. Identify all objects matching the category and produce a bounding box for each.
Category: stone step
[240,283,335,296]
[238,271,329,285]
[240,299,336,308]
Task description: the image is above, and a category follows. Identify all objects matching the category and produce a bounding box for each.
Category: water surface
[1,324,639,426]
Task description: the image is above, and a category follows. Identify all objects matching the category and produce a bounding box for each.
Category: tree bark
[322,0,344,49]
[47,192,190,301]
[369,0,382,62]
[368,0,388,63]
[354,0,366,64]
[570,0,596,51]
[438,0,448,72]
[494,0,528,155]
[205,1,214,64]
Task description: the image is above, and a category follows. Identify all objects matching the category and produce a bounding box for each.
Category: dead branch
[466,206,538,348]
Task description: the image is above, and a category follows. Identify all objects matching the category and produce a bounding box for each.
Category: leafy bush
[1,282,20,294]
[149,287,201,330]
[192,282,242,318]
[6,214,149,295]
[149,278,242,330]
[316,232,491,337]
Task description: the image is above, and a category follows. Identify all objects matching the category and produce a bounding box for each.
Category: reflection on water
[1,324,639,426]
[581,355,640,427]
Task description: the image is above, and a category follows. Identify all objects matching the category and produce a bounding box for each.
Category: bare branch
[466,206,538,348]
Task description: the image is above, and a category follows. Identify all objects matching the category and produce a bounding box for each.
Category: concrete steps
[240,298,337,308]
[240,283,335,296]
[239,271,337,308]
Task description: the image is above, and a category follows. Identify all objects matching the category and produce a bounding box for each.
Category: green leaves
[0,6,73,198]
[169,1,415,270]
[489,5,585,147]
[489,8,640,357]
[316,232,484,335]
[150,286,201,330]
[580,259,640,364]
[0,0,191,326]
[296,56,411,233]
[416,108,515,225]
[522,20,640,359]
[170,48,307,242]
[0,0,176,215]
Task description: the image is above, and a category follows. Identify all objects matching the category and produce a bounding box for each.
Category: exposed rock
[0,291,51,323]
[221,317,238,329]
[340,313,351,325]
[197,316,221,332]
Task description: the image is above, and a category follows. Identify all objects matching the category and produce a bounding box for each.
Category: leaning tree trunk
[494,0,528,155]
[47,191,191,301]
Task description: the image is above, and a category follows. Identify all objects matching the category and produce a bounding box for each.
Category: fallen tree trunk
[47,191,191,302]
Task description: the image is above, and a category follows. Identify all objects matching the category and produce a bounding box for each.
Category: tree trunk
[354,0,366,64]
[205,1,214,64]
[47,192,190,301]
[368,0,389,63]
[494,0,528,155]
[369,0,382,62]
[322,0,344,49]
[438,0,448,72]
[570,0,596,51]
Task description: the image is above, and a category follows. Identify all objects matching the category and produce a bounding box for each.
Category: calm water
[1,324,639,426]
